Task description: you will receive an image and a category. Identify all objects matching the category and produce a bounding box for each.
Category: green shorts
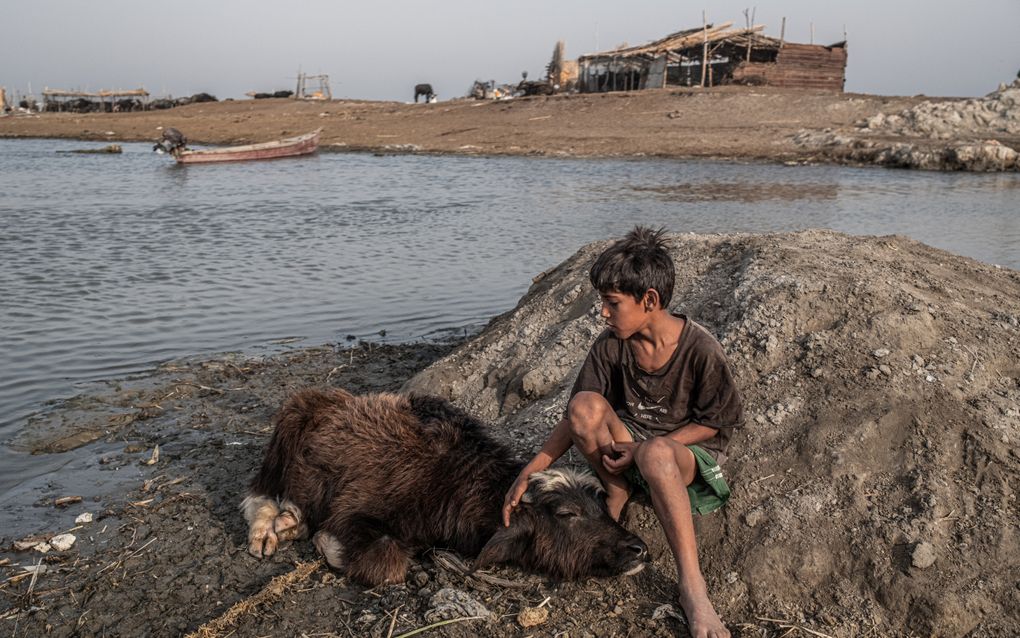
[622,443,731,515]
[607,418,731,514]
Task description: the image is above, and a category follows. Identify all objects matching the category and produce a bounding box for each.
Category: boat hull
[174,129,321,164]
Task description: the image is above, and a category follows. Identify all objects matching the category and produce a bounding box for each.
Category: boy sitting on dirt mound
[503,226,743,638]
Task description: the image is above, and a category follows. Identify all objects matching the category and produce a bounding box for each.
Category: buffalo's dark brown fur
[243,388,647,586]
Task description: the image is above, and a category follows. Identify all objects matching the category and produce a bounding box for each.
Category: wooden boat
[172,128,321,164]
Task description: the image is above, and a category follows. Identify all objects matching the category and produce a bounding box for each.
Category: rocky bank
[794,80,1020,171]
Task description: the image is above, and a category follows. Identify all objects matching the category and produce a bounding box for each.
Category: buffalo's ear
[474,516,533,571]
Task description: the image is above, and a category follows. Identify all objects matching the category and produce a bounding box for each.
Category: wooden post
[746,7,756,61]
[700,10,708,88]
[780,17,786,48]
[708,44,716,86]
[744,8,750,61]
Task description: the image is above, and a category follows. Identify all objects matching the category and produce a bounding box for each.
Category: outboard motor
[153,128,187,155]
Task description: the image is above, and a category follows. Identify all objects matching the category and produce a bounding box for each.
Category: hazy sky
[4,1,1019,102]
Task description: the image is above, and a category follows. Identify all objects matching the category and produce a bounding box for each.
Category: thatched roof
[578,22,785,62]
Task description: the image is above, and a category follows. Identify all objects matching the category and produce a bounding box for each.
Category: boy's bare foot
[680,591,729,638]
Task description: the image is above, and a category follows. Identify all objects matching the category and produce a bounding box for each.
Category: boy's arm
[501,417,573,526]
[662,422,719,447]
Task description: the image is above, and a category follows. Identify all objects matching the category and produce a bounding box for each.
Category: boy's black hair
[589,226,674,307]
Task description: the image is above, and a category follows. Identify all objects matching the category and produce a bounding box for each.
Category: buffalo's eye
[555,508,580,519]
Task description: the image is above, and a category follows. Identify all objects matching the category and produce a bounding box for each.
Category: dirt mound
[793,81,1020,171]
[406,230,1020,635]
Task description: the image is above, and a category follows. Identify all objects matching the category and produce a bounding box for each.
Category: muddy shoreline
[6,84,1019,171]
[0,87,933,166]
[0,338,699,638]
[2,229,1019,636]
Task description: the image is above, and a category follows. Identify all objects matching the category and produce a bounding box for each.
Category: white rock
[50,533,76,551]
[75,512,94,524]
[426,588,491,622]
[652,603,687,624]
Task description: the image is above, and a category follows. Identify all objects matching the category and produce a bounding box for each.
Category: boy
[502,227,742,638]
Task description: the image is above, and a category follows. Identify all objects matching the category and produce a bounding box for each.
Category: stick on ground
[185,560,323,638]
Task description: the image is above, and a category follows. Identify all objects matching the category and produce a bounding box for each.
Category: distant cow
[242,388,649,586]
[414,83,435,103]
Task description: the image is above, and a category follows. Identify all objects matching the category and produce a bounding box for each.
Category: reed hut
[576,22,846,93]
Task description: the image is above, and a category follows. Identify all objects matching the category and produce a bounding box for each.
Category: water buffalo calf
[242,388,648,586]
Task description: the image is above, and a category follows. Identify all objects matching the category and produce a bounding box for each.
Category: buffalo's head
[477,468,648,579]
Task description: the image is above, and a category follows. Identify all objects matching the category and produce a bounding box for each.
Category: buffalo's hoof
[248,522,279,558]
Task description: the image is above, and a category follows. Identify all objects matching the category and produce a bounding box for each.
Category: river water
[1,137,1018,496]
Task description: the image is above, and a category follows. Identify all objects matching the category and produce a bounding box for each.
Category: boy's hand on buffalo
[602,441,638,475]
[502,471,531,527]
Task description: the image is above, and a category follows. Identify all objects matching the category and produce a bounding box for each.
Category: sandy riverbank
[6,84,1019,170]
[0,87,930,163]
[2,230,1018,637]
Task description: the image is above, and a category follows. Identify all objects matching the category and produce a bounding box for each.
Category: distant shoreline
[0,87,921,165]
[5,86,1017,171]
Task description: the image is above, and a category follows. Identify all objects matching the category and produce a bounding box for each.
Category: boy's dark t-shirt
[570,315,743,463]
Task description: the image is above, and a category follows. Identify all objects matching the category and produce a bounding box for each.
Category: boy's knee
[566,392,610,436]
[635,437,673,469]
[635,438,689,479]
